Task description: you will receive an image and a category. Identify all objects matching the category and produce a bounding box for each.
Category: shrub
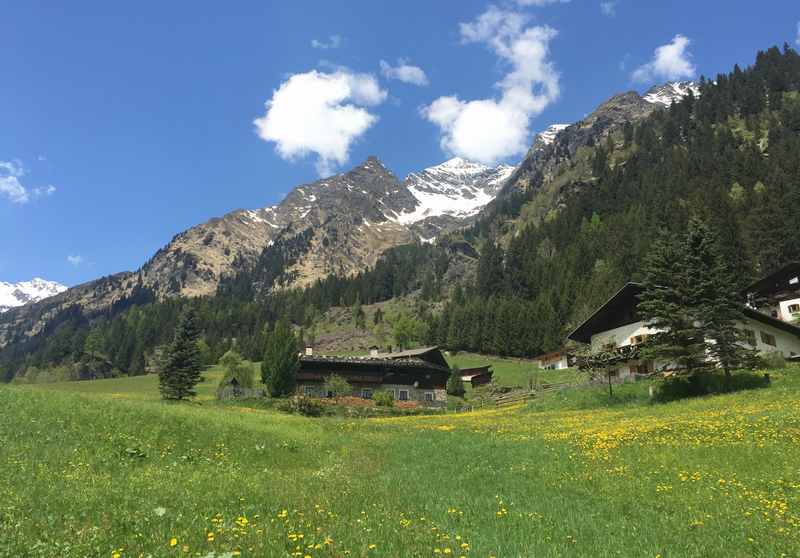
[373,390,394,407]
[759,351,786,369]
[276,396,327,417]
[324,374,352,399]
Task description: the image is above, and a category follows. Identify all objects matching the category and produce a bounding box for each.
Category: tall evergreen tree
[261,320,299,397]
[159,308,203,401]
[637,229,708,375]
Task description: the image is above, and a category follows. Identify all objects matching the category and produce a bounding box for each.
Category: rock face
[0,278,67,312]
[643,81,699,107]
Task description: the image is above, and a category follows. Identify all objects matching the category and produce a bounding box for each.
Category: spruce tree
[159,308,203,401]
[638,228,708,375]
[685,218,757,384]
[261,320,299,397]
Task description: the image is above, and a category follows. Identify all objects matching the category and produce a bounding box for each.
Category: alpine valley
[3,46,800,382]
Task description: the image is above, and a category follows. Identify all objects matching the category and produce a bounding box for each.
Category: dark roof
[459,366,493,379]
[568,283,643,343]
[568,281,800,344]
[741,306,800,337]
[298,353,449,389]
[744,262,800,297]
[300,354,449,372]
[369,346,450,369]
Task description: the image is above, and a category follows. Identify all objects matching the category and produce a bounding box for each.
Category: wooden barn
[459,366,493,388]
[297,346,450,406]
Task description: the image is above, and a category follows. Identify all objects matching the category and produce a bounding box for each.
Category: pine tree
[159,308,203,401]
[261,320,299,397]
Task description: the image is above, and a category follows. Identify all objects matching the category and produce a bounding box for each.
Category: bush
[324,374,352,398]
[759,351,786,369]
[373,390,394,407]
[276,396,328,417]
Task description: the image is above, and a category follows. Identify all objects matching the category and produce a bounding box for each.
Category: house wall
[589,317,800,381]
[739,316,800,357]
[778,298,800,323]
[534,355,570,369]
[297,382,446,407]
[590,321,661,352]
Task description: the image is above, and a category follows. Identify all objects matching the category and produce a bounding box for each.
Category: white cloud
[0,160,30,204]
[421,7,560,164]
[254,69,387,176]
[600,1,617,16]
[32,185,56,197]
[632,34,696,83]
[67,255,84,266]
[379,59,429,86]
[311,35,342,49]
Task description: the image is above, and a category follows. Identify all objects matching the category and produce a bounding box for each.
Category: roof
[369,346,450,369]
[459,366,493,379]
[568,283,643,343]
[568,281,800,344]
[741,305,800,337]
[300,354,449,372]
[744,262,800,297]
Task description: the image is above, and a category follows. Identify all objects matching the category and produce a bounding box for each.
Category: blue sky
[2,1,799,286]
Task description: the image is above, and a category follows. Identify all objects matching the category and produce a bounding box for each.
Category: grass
[2,367,799,557]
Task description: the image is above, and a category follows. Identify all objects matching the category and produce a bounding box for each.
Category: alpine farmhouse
[567,264,800,380]
[296,346,450,406]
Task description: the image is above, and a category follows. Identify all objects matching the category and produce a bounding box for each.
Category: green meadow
[2,366,799,557]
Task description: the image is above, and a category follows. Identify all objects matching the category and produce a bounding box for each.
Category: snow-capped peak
[643,81,700,107]
[536,124,570,146]
[390,158,515,226]
[0,277,67,312]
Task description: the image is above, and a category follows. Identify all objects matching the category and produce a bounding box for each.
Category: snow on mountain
[390,157,515,225]
[0,278,67,312]
[536,124,570,146]
[643,81,700,107]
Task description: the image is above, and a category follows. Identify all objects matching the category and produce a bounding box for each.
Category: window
[304,386,315,396]
[788,304,800,313]
[326,390,334,398]
[398,389,409,401]
[629,334,649,346]
[424,392,434,402]
[742,329,756,347]
[361,389,373,399]
[760,331,777,347]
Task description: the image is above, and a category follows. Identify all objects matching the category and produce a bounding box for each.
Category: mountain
[390,157,514,238]
[0,156,512,348]
[491,82,700,227]
[0,279,66,312]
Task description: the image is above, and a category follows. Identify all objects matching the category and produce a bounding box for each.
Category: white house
[532,350,572,370]
[568,282,800,381]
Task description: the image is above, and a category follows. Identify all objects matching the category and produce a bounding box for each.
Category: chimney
[305,347,313,356]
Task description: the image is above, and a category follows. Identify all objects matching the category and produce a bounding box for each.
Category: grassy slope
[2,369,799,557]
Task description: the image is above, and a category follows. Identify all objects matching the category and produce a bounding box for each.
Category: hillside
[2,366,798,556]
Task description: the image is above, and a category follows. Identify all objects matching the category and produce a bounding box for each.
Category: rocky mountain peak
[0,278,67,312]
[643,81,700,106]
